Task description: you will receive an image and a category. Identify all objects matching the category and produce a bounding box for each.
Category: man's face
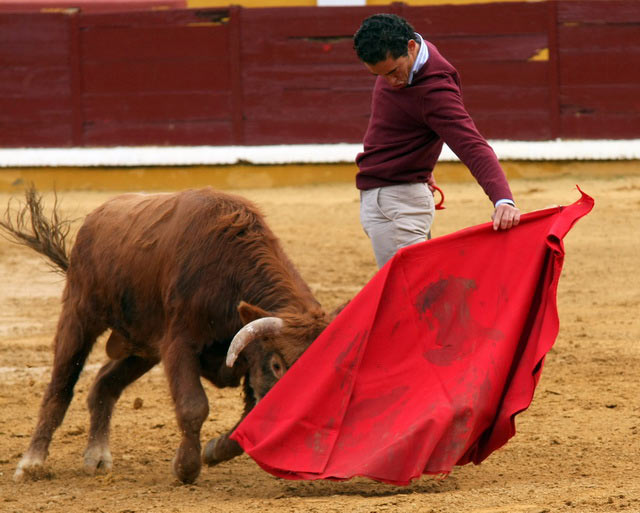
[364,39,418,89]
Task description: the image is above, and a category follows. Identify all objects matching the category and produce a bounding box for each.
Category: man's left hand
[492,204,520,231]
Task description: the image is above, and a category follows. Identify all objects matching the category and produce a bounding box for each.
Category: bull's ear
[237,301,273,325]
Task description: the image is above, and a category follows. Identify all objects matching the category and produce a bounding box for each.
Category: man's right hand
[492,204,520,231]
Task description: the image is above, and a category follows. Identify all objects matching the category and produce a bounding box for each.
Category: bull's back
[66,188,265,328]
[70,191,179,286]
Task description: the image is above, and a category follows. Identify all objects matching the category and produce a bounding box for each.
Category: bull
[1,186,332,484]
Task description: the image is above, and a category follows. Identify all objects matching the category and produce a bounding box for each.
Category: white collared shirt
[408,33,429,86]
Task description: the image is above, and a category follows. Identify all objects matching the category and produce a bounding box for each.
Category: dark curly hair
[353,13,417,65]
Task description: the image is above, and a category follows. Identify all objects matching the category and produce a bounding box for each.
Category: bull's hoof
[172,456,200,484]
[83,445,113,475]
[14,457,52,482]
[172,442,201,484]
[202,437,221,466]
[202,436,243,466]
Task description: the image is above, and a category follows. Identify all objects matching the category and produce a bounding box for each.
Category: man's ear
[407,38,418,57]
[237,301,273,325]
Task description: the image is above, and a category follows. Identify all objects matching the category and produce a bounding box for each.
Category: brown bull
[1,186,331,484]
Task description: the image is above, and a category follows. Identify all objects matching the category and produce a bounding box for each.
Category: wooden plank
[243,90,371,121]
[560,113,640,138]
[404,2,548,36]
[242,38,358,66]
[0,121,73,146]
[455,61,549,88]
[82,60,230,94]
[462,86,549,112]
[0,1,185,14]
[561,85,640,114]
[83,92,232,122]
[241,6,379,38]
[559,53,640,86]
[83,120,234,146]
[429,34,549,63]
[81,25,229,60]
[0,97,72,122]
[0,13,69,42]
[0,41,69,65]
[242,65,374,93]
[78,7,227,28]
[558,24,640,52]
[558,0,640,23]
[244,117,367,145]
[0,66,71,96]
[472,113,552,140]
[464,80,552,140]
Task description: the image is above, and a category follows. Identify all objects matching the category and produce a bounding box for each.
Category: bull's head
[227,301,329,401]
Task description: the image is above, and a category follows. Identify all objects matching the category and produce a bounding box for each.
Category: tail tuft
[0,184,71,273]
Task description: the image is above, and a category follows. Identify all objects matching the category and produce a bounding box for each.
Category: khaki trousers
[360,183,435,268]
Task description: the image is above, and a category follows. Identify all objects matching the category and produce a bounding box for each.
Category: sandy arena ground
[0,174,638,513]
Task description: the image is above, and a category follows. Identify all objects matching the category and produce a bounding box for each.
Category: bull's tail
[0,185,71,273]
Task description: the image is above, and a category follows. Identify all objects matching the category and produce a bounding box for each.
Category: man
[353,13,520,268]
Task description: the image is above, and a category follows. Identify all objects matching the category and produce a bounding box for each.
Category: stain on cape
[415,275,504,366]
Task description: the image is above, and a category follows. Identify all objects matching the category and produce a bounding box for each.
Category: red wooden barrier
[239,6,380,144]
[0,12,75,146]
[0,1,639,148]
[79,8,233,145]
[557,1,640,139]
[0,1,185,13]
[403,2,555,140]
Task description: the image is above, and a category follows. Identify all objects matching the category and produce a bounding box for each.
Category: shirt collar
[408,33,429,86]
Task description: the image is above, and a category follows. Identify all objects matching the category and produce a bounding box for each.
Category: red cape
[231,188,594,485]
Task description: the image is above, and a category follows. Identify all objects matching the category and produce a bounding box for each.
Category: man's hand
[492,204,520,231]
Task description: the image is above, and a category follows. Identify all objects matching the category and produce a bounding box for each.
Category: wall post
[67,9,84,146]
[229,5,245,145]
[547,0,561,139]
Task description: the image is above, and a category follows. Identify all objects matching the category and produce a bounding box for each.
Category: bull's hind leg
[14,303,104,482]
[84,354,159,474]
[162,336,209,484]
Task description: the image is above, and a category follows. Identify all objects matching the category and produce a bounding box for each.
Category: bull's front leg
[202,426,244,465]
[162,336,209,484]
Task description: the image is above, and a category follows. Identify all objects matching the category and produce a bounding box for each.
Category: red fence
[557,1,640,138]
[1,1,639,147]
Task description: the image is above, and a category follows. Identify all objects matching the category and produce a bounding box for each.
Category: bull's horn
[226,317,284,367]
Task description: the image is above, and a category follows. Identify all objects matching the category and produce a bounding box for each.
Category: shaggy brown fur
[4,186,330,484]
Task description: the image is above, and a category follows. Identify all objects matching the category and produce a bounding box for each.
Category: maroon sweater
[356,41,513,205]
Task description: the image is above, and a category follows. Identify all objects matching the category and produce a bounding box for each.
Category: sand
[0,174,638,513]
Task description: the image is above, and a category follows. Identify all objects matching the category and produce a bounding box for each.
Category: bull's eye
[270,354,286,379]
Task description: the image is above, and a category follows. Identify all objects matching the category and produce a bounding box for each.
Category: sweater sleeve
[421,75,514,205]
